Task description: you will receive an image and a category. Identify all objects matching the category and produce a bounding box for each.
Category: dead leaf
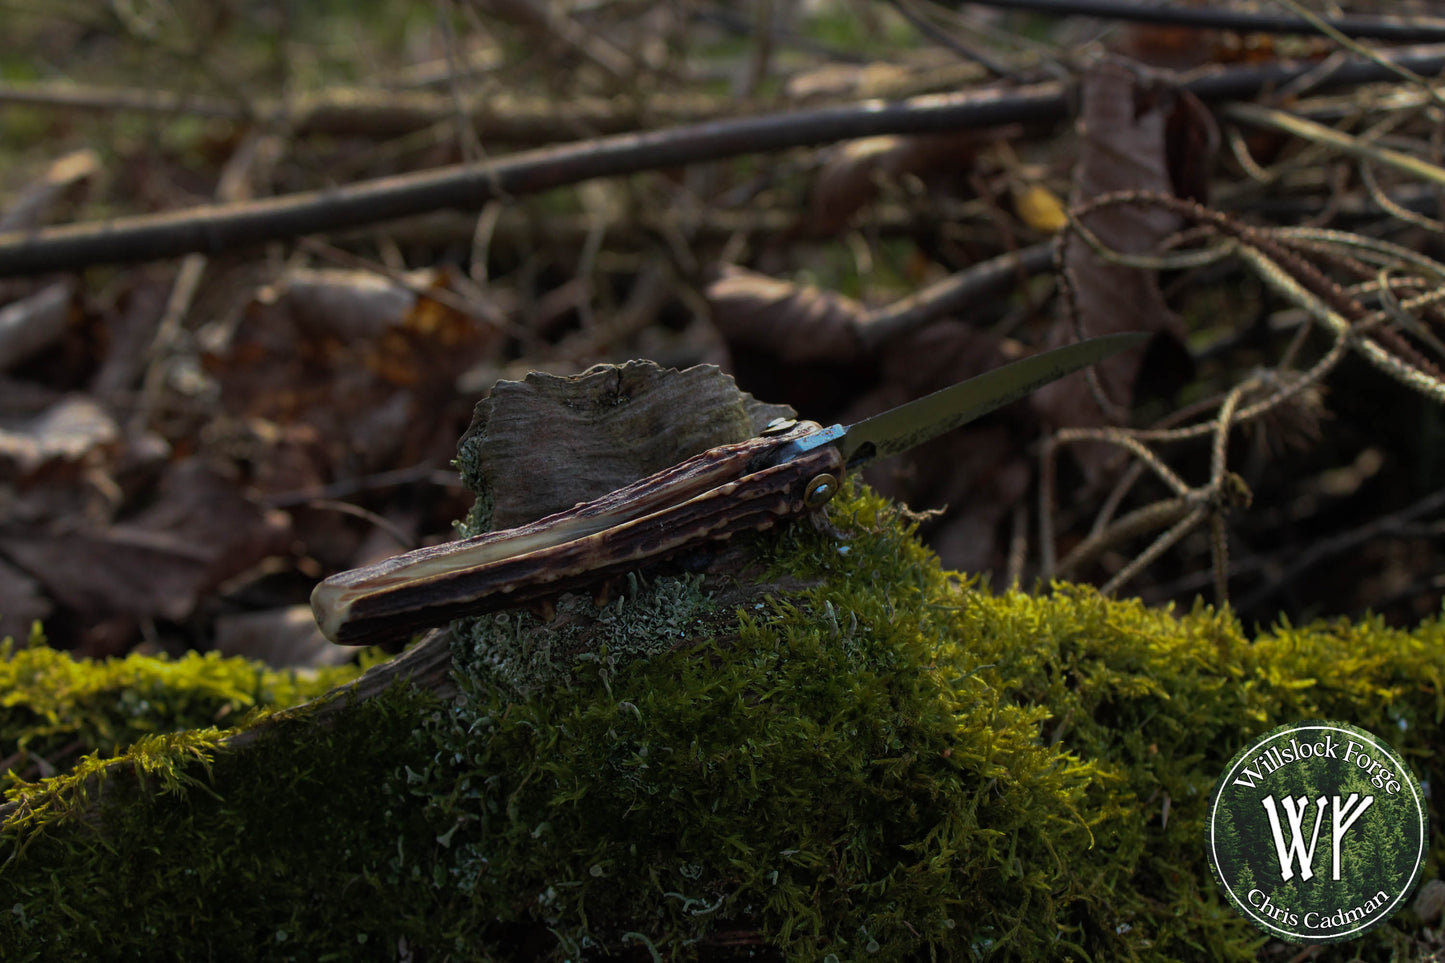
[1012,182,1069,233]
[0,281,74,371]
[1031,64,1191,463]
[1113,23,1220,71]
[785,62,911,101]
[1,527,213,622]
[243,421,330,498]
[213,606,354,668]
[1164,87,1219,205]
[212,265,498,483]
[88,277,170,400]
[0,459,290,623]
[0,556,51,644]
[0,149,102,233]
[800,132,979,237]
[0,395,118,478]
[0,376,63,416]
[707,265,868,365]
[261,266,422,342]
[1413,878,1445,924]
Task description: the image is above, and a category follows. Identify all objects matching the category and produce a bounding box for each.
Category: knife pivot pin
[804,473,840,508]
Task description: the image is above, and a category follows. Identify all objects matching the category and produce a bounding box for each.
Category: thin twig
[1057,496,1195,578]
[1268,0,1445,108]
[860,243,1055,347]
[1236,485,1445,615]
[1099,506,1208,597]
[130,130,279,434]
[1223,101,1445,191]
[888,0,1021,78]
[1041,184,1445,600]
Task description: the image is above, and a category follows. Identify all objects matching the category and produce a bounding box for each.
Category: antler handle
[312,422,843,645]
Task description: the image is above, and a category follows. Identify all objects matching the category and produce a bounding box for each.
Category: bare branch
[957,0,1445,42]
[7,44,1445,278]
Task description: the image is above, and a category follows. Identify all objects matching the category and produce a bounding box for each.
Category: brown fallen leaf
[0,394,118,478]
[1,527,214,622]
[0,376,63,416]
[0,281,74,372]
[213,264,499,485]
[799,131,980,237]
[706,265,868,365]
[1113,22,1221,71]
[0,459,290,624]
[1031,64,1195,465]
[213,605,354,669]
[1413,878,1445,925]
[0,148,101,233]
[265,266,426,342]
[87,276,174,401]
[0,555,51,645]
[1163,87,1219,205]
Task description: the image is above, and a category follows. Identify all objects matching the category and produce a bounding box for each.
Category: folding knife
[313,332,1144,645]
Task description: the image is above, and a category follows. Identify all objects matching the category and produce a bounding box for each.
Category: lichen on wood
[455,360,792,532]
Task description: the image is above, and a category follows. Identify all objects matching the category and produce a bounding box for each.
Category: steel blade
[837,332,1147,467]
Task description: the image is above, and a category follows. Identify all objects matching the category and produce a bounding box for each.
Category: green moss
[2,483,1443,961]
[1,684,442,962]
[0,626,363,789]
[416,511,1131,959]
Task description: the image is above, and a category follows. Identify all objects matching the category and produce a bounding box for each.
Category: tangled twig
[1040,185,1445,607]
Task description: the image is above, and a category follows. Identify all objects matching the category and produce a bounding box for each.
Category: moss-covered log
[2,482,1442,962]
